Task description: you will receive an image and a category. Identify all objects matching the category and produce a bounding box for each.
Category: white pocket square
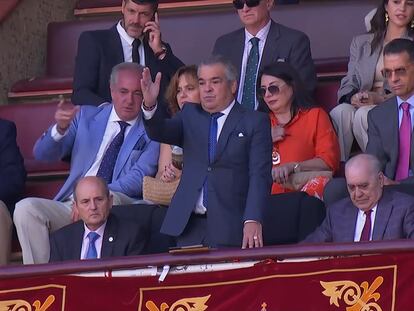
[238,132,245,137]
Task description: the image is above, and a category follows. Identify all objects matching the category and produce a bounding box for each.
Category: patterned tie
[395,102,412,181]
[203,112,224,208]
[96,121,129,184]
[85,231,100,259]
[241,37,260,110]
[359,210,372,242]
[132,39,141,64]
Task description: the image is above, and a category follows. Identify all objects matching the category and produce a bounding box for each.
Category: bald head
[345,154,384,212]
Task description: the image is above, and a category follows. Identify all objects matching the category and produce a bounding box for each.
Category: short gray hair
[345,153,382,175]
[110,62,144,86]
[198,55,238,83]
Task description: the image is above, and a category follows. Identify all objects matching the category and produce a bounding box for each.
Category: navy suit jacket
[0,119,26,211]
[212,20,317,95]
[49,214,145,262]
[304,189,414,243]
[72,24,184,112]
[144,103,272,247]
[34,104,159,201]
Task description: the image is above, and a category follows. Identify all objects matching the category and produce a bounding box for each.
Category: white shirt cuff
[141,103,158,120]
[51,124,68,141]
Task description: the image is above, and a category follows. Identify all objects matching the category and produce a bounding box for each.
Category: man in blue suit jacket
[14,63,159,264]
[0,119,26,265]
[142,56,272,248]
[304,154,414,243]
[72,0,184,116]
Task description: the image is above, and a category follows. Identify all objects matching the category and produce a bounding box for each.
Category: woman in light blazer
[330,0,414,161]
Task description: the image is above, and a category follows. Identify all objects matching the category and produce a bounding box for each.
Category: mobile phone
[144,10,157,41]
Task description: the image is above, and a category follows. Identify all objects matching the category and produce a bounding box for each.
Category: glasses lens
[268,85,280,95]
[258,88,266,98]
[246,0,261,8]
[233,0,244,9]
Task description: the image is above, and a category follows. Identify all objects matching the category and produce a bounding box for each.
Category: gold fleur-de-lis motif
[0,295,55,311]
[146,295,211,311]
[320,276,384,311]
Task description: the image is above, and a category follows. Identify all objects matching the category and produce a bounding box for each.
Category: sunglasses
[232,0,261,10]
[381,67,410,79]
[258,83,286,98]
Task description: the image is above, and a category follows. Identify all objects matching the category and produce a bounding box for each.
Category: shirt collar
[358,204,377,216]
[83,221,107,241]
[244,20,271,44]
[116,20,141,46]
[397,94,414,108]
[221,100,236,116]
[109,106,138,127]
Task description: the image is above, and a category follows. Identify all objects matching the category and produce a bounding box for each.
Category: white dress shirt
[116,21,146,65]
[237,20,271,110]
[81,222,106,260]
[354,205,377,242]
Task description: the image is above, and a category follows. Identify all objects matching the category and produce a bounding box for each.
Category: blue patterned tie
[203,113,224,208]
[241,37,260,110]
[96,121,129,184]
[85,231,100,259]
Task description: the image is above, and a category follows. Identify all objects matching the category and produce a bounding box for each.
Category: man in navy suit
[212,0,316,109]
[0,119,26,265]
[142,56,272,248]
[72,0,184,115]
[50,176,145,262]
[14,62,159,264]
[304,154,414,243]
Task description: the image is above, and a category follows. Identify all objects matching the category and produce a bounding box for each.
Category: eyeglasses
[232,0,261,10]
[381,67,410,79]
[258,83,286,98]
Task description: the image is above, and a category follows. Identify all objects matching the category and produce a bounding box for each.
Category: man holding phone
[72,0,184,116]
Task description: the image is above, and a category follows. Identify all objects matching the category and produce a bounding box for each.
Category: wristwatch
[293,162,301,173]
[154,46,167,59]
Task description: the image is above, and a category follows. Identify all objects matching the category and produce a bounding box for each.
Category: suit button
[207,167,212,172]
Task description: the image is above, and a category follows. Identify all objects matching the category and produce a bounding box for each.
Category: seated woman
[156,65,200,183]
[331,0,414,161]
[257,62,340,200]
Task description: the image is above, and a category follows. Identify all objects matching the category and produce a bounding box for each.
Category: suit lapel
[387,98,400,176]
[233,30,245,80]
[113,117,145,179]
[82,106,112,174]
[71,222,85,260]
[260,21,280,71]
[215,103,244,162]
[101,214,117,258]
[344,202,359,242]
[109,25,125,63]
[360,36,381,91]
[372,191,393,240]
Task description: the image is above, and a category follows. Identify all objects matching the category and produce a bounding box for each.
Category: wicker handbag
[142,176,180,206]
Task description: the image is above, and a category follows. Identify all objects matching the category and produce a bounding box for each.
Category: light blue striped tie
[85,231,100,259]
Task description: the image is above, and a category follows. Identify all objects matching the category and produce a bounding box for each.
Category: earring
[385,12,389,23]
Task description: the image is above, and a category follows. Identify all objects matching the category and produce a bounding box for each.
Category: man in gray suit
[212,0,316,110]
[305,154,414,243]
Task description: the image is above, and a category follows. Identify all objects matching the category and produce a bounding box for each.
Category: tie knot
[250,37,259,47]
[401,102,410,112]
[118,121,129,132]
[211,112,224,120]
[132,39,141,49]
[87,231,100,243]
[364,209,372,217]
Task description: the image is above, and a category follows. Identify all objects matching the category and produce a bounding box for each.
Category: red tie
[360,210,372,242]
[395,102,411,181]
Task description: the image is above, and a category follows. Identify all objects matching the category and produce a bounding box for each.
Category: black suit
[0,119,26,210]
[72,24,184,114]
[144,103,272,247]
[49,214,145,262]
[212,20,317,96]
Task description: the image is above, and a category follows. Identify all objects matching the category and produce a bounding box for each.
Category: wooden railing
[1,240,414,279]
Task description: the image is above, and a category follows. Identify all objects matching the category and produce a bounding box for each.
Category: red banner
[1,252,413,310]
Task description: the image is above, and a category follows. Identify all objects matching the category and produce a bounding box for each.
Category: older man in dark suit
[50,176,145,262]
[141,56,272,248]
[72,0,183,115]
[305,154,414,243]
[212,0,316,110]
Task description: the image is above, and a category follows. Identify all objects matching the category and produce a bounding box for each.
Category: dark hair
[384,38,414,61]
[370,0,414,53]
[126,0,158,11]
[164,65,198,116]
[257,62,315,116]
